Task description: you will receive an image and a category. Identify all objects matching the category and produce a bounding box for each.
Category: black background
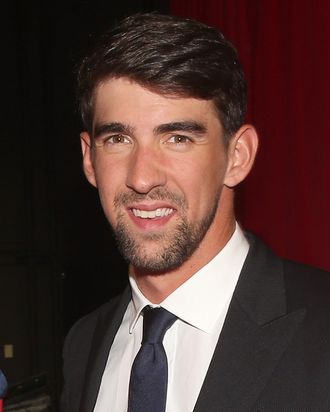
[0,0,168,407]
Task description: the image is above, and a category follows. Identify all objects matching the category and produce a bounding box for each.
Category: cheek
[177,152,227,190]
[183,153,226,214]
[175,161,225,214]
[97,186,117,224]
[93,156,125,190]
[93,161,123,216]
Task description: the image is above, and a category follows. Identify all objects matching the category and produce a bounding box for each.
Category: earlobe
[80,132,97,187]
[224,125,259,188]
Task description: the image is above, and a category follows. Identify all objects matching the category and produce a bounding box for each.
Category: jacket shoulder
[282,259,330,308]
[61,291,128,412]
[66,294,123,343]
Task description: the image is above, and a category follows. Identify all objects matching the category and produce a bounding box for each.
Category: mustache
[113,188,187,209]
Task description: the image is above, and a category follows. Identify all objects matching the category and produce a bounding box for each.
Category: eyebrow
[93,122,134,139]
[154,121,207,135]
[93,120,207,139]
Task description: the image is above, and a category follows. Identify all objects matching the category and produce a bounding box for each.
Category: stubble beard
[112,189,221,274]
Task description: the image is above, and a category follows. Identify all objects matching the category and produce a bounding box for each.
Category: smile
[132,208,174,219]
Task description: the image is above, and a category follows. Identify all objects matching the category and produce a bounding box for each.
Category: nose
[126,144,167,194]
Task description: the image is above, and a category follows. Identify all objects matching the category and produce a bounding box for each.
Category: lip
[127,203,176,230]
[128,202,176,211]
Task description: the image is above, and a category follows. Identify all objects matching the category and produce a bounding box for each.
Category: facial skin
[81,77,258,302]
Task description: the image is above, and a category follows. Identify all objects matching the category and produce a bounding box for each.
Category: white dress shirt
[94,224,249,412]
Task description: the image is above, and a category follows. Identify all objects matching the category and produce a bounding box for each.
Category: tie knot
[142,307,177,344]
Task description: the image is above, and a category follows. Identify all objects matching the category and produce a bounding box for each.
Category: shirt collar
[129,277,153,333]
[129,223,249,334]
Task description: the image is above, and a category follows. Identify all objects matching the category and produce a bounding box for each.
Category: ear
[80,132,97,187]
[224,125,258,187]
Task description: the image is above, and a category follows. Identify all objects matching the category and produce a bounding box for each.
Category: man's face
[82,78,233,274]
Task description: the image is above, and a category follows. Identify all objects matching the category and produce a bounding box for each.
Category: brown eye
[105,134,130,145]
[168,135,191,144]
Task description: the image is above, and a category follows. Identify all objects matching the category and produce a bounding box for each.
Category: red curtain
[171,0,330,270]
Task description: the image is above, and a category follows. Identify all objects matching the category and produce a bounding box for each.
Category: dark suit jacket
[61,234,330,411]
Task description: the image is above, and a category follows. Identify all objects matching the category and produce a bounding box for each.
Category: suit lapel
[193,301,305,411]
[194,234,306,411]
[79,287,131,412]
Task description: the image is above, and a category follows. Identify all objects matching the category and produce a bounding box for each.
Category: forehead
[92,77,222,131]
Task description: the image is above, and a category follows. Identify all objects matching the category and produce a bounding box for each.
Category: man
[61,13,330,412]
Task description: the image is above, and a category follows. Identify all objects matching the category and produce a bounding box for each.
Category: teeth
[132,208,173,219]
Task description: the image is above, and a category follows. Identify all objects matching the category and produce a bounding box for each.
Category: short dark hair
[77,13,247,139]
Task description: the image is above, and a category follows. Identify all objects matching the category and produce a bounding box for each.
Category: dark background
[0,0,168,407]
[1,0,330,410]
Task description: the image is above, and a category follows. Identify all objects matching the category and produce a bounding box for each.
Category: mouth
[127,204,176,231]
[131,207,174,219]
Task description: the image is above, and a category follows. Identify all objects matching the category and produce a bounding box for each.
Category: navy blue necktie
[128,306,177,412]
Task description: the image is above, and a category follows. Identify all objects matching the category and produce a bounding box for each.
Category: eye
[104,134,131,145]
[94,134,132,153]
[166,134,192,144]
